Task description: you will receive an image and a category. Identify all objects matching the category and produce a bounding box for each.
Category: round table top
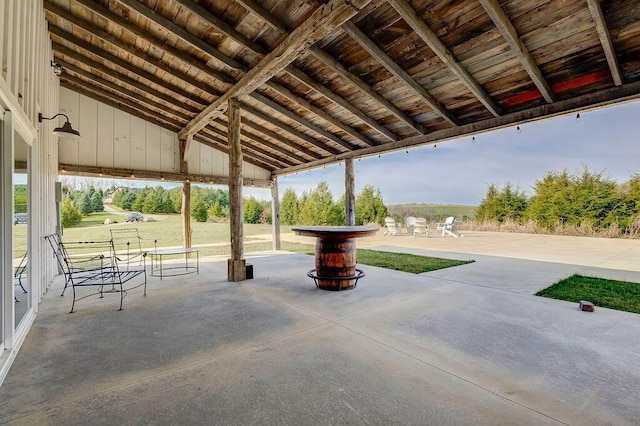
[292,225,379,239]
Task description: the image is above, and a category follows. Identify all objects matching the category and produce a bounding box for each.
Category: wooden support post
[179,138,192,249]
[227,98,246,281]
[345,158,356,226]
[271,176,281,250]
[182,181,192,248]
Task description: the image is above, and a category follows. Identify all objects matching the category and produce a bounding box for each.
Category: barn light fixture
[517,126,521,134]
[38,113,81,139]
[576,112,581,123]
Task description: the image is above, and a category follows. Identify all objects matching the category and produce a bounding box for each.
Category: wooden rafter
[342,21,460,126]
[240,103,342,156]
[114,0,246,72]
[308,46,427,134]
[478,0,555,103]
[586,0,623,86]
[179,0,373,139]
[387,0,502,117]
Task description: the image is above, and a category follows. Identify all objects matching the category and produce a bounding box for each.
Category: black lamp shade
[52,121,81,139]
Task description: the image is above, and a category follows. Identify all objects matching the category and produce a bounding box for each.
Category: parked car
[126,212,143,222]
[14,214,27,225]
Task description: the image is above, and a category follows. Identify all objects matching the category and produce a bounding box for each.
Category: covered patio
[3,0,640,421]
[2,232,640,424]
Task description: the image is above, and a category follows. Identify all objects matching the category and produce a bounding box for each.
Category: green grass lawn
[536,274,640,314]
[293,246,473,274]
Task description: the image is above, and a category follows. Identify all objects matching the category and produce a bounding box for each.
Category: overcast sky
[243,99,640,206]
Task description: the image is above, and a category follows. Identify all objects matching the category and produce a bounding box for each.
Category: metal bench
[45,234,147,313]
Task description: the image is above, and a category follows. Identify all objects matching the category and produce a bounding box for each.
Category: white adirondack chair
[413,217,428,238]
[383,217,406,236]
[436,216,462,237]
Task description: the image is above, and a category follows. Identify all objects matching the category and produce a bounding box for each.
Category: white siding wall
[0,0,60,382]
[59,88,271,181]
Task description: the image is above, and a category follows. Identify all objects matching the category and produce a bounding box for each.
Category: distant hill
[387,204,477,221]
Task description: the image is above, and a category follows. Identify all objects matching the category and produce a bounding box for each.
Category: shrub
[61,197,82,228]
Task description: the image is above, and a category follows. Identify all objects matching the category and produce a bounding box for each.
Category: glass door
[13,131,30,327]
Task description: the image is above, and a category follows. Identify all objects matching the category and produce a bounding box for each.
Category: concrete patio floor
[2,231,640,425]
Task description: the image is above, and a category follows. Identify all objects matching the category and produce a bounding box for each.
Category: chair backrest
[414,217,427,229]
[109,228,154,266]
[445,216,455,225]
[406,216,416,226]
[385,217,396,227]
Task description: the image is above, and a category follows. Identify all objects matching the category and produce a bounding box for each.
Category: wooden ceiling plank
[342,21,460,126]
[52,43,201,114]
[478,0,555,103]
[234,116,324,160]
[387,0,503,117]
[179,0,373,139]
[284,64,398,141]
[179,0,397,144]
[74,0,235,85]
[194,132,279,171]
[57,58,193,121]
[45,5,217,95]
[241,102,341,156]
[250,91,356,151]
[265,80,376,146]
[50,34,209,107]
[309,46,426,134]
[586,0,623,86]
[114,0,246,72]
[210,118,309,163]
[172,0,267,55]
[204,126,297,168]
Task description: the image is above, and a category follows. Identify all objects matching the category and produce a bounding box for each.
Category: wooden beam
[264,80,376,147]
[179,0,373,139]
[52,44,202,113]
[227,98,246,281]
[387,0,502,116]
[250,92,357,151]
[73,0,236,85]
[240,103,341,156]
[478,0,555,103]
[57,59,194,122]
[211,118,307,164]
[233,116,324,160]
[271,176,281,250]
[586,0,623,86]
[181,0,398,143]
[284,65,398,142]
[50,36,208,107]
[345,158,355,226]
[274,80,640,174]
[58,164,272,187]
[309,46,427,134]
[342,21,460,126]
[114,0,246,72]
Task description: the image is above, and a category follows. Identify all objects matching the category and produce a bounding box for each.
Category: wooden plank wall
[59,87,271,181]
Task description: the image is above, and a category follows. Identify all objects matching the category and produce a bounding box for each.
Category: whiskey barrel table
[292,225,379,291]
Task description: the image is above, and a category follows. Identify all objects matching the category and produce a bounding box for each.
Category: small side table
[148,247,200,280]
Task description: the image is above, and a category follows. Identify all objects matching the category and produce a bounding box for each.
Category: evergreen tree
[61,197,82,228]
[191,196,208,222]
[75,193,94,215]
[298,181,338,225]
[207,200,228,219]
[90,190,104,212]
[243,196,263,224]
[355,185,389,225]
[280,188,299,225]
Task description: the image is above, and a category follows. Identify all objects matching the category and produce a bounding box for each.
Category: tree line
[61,186,105,227]
[476,168,640,235]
